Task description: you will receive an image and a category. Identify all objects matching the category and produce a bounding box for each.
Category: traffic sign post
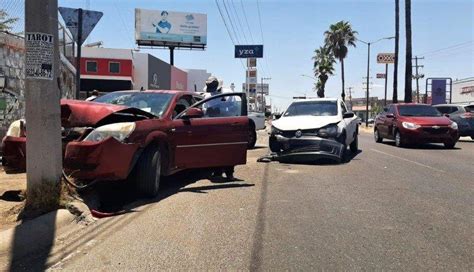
[59,7,103,99]
[377,53,394,106]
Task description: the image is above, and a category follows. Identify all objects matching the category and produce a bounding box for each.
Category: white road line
[370,148,446,173]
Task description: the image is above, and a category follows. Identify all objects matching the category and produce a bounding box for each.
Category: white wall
[133,52,149,90]
[452,78,474,104]
[185,69,211,92]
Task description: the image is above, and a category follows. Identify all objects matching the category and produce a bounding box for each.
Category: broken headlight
[318,125,338,138]
[83,122,136,142]
[271,126,283,135]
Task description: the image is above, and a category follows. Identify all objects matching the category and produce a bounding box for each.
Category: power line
[229,0,248,44]
[240,0,254,43]
[215,0,246,70]
[418,40,473,56]
[222,0,242,44]
[215,0,236,45]
[255,0,271,77]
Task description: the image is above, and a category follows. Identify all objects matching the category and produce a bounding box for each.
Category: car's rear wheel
[471,136,474,140]
[134,144,161,197]
[444,141,456,149]
[395,131,405,147]
[350,131,358,153]
[248,126,257,149]
[374,127,383,143]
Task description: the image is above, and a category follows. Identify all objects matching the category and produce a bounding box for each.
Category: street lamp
[261,77,271,112]
[358,36,395,127]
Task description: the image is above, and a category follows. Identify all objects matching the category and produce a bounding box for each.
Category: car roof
[393,103,431,106]
[433,104,464,107]
[292,97,339,103]
[107,90,199,96]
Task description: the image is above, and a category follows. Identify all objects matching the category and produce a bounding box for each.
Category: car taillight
[460,113,473,119]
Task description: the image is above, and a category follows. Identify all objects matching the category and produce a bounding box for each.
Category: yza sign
[235,45,264,58]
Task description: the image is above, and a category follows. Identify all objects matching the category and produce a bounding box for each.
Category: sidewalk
[0,168,26,231]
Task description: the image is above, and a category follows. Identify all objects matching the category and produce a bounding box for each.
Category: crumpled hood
[61,99,156,127]
[272,115,341,131]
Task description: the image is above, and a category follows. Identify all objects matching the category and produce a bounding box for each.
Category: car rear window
[398,105,442,117]
[284,101,338,117]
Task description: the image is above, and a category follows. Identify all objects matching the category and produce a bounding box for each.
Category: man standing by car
[203,76,236,180]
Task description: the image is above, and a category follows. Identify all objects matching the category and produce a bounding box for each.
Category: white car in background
[247,111,266,148]
[269,97,359,162]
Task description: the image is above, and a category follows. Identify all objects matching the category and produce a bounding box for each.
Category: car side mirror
[343,112,355,118]
[386,113,395,118]
[274,114,282,120]
[443,113,450,118]
[181,108,204,119]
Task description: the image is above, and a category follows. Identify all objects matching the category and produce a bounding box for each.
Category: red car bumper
[1,136,27,174]
[2,136,140,181]
[400,126,458,143]
[64,137,140,181]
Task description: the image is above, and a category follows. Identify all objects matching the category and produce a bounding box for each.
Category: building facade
[451,77,474,104]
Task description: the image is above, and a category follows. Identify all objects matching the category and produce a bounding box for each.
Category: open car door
[171,93,249,169]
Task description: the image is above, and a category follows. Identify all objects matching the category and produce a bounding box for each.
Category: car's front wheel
[444,141,456,149]
[350,131,358,153]
[134,144,161,197]
[395,131,405,147]
[269,136,280,153]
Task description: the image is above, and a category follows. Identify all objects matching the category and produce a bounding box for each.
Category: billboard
[235,45,264,58]
[135,9,207,48]
[431,79,447,105]
[148,55,171,89]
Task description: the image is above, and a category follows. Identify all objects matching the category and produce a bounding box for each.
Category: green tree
[312,46,335,98]
[324,21,358,101]
[0,9,18,32]
[404,0,413,102]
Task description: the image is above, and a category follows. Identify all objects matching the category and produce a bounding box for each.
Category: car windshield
[398,105,442,117]
[94,92,174,117]
[284,101,338,117]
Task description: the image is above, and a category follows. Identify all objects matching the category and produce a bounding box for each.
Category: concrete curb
[0,207,85,269]
[0,201,94,271]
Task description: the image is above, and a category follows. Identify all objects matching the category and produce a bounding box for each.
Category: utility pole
[75,8,83,99]
[346,87,353,110]
[25,0,63,208]
[363,77,373,126]
[412,56,424,103]
[261,77,271,112]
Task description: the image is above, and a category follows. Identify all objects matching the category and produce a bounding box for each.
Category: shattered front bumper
[270,134,345,163]
[64,137,141,181]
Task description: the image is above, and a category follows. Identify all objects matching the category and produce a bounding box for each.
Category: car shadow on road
[263,149,363,166]
[91,169,254,214]
[380,141,461,150]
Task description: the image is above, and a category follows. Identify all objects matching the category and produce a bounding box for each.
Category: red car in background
[374,103,459,148]
[2,90,249,197]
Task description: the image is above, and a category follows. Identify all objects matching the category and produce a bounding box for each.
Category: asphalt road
[27,131,474,270]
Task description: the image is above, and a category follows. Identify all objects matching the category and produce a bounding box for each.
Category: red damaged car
[2,90,249,196]
[374,103,459,148]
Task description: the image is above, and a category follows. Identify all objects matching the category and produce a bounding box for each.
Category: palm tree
[312,46,335,98]
[393,0,399,103]
[404,0,413,102]
[0,9,18,32]
[324,21,358,101]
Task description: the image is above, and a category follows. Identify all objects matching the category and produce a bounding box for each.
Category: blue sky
[59,0,474,110]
